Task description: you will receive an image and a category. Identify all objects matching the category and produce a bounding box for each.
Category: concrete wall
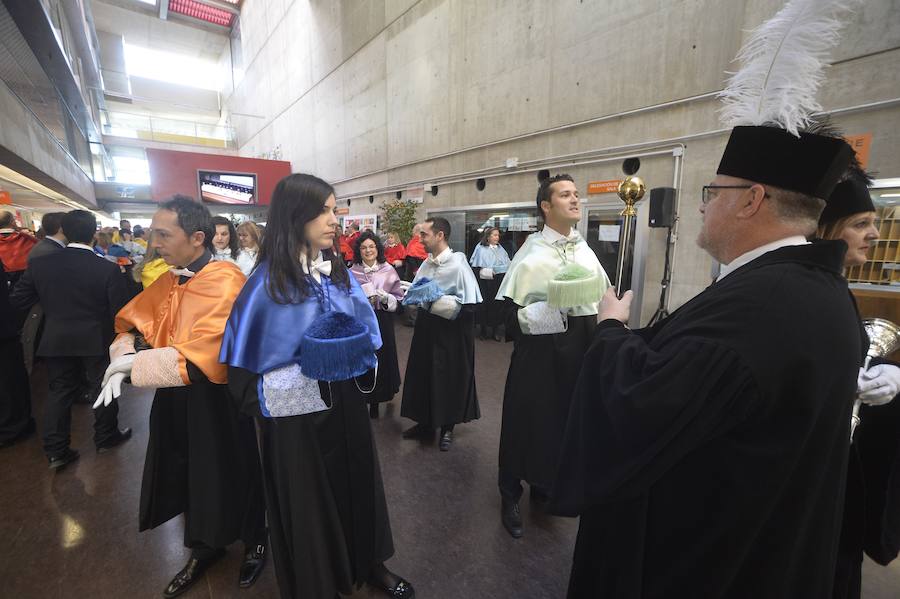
[225,0,900,320]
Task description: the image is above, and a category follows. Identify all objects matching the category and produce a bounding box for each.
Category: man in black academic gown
[552,124,863,598]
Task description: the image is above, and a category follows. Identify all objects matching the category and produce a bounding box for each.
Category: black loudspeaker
[648,187,676,228]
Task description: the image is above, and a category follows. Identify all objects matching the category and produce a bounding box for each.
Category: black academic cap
[717,126,854,199]
[820,175,876,225]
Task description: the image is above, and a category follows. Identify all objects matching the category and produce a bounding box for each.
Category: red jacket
[384,243,407,265]
[405,236,427,260]
[0,231,37,273]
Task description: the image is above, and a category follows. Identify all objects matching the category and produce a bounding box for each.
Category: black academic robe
[553,241,863,599]
[833,356,900,599]
[228,367,394,599]
[499,304,594,491]
[400,307,480,428]
[140,361,265,550]
[357,309,402,405]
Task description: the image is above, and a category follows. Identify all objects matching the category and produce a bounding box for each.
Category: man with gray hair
[552,124,863,598]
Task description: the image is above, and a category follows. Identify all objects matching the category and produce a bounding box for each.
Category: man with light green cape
[494,174,609,538]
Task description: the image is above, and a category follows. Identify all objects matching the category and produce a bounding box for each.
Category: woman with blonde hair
[236,221,262,275]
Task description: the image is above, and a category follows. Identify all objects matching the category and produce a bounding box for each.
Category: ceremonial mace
[614,176,646,298]
[851,318,900,441]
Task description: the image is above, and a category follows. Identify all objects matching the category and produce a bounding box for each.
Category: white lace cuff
[262,363,330,416]
[131,347,186,388]
[518,301,567,335]
[430,295,461,320]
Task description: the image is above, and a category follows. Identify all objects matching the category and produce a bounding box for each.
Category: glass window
[123,44,224,91]
[846,183,900,286]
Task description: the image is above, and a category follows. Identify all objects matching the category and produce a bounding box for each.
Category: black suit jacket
[10,247,129,357]
[26,237,65,265]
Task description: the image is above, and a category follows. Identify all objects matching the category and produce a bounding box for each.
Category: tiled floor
[1,317,898,598]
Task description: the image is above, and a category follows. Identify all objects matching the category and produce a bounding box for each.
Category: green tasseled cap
[547,263,602,309]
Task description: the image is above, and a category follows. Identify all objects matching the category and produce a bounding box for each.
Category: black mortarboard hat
[717,126,854,199]
[819,174,876,226]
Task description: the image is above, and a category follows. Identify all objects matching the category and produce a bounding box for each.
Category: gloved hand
[94,372,126,409]
[858,363,900,405]
[101,353,135,387]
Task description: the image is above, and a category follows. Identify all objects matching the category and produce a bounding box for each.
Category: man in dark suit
[11,210,132,469]
[27,212,66,265]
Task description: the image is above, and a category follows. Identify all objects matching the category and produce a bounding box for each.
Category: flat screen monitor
[198,170,257,204]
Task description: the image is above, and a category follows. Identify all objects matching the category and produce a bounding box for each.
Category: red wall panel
[146,149,291,206]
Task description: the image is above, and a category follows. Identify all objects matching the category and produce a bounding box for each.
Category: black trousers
[42,355,119,456]
[0,338,33,443]
[498,469,551,503]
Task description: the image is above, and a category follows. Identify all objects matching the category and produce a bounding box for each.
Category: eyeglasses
[701,185,753,205]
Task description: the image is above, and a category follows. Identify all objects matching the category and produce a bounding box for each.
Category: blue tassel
[299,311,377,381]
[402,277,445,306]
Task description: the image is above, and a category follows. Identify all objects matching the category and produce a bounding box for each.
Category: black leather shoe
[238,544,266,588]
[48,448,80,470]
[96,428,132,453]
[163,549,226,598]
[368,576,415,599]
[501,499,523,538]
[402,424,433,440]
[438,430,453,451]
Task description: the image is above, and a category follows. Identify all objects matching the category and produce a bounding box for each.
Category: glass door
[581,205,627,285]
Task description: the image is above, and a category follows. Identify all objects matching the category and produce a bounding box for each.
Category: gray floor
[1,316,898,598]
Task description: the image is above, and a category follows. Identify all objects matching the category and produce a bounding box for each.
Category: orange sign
[0,190,11,205]
[587,180,622,195]
[335,207,350,215]
[844,133,872,169]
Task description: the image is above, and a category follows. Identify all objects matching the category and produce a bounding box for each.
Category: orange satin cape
[115,261,245,385]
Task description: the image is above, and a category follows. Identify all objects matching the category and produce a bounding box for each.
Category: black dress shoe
[163,549,226,598]
[501,498,523,538]
[368,576,416,599]
[438,429,453,451]
[401,424,433,439]
[48,448,80,470]
[238,544,266,588]
[96,428,132,453]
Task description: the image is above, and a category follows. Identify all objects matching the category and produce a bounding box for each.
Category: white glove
[479,267,494,280]
[101,353,135,387]
[518,301,567,335]
[858,364,900,405]
[94,372,126,409]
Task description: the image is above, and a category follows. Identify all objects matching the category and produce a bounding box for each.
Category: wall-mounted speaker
[648,187,676,228]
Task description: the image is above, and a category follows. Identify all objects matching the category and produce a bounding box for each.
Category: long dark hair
[352,230,386,265]
[260,173,349,304]
[211,216,240,260]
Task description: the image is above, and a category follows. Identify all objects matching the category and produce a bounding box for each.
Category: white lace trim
[262,363,330,416]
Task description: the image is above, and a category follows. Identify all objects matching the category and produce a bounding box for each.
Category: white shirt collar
[430,247,453,264]
[67,242,95,252]
[716,236,809,281]
[0,228,16,234]
[541,225,575,245]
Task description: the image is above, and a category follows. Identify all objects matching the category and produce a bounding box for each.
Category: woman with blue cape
[220,174,415,599]
[469,226,510,341]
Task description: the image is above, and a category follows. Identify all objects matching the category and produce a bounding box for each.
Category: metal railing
[100,109,237,149]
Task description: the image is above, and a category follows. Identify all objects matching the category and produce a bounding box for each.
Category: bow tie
[302,259,332,278]
[554,234,579,247]
[170,267,195,278]
[364,265,379,274]
[427,255,444,266]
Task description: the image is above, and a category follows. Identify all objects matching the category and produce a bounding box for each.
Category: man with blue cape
[400,216,482,451]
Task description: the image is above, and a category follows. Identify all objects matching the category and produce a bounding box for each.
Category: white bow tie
[302,259,332,278]
[554,234,579,247]
[170,267,195,278]
[364,265,379,274]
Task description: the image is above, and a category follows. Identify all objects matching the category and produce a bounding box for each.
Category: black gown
[833,357,900,599]
[553,242,864,599]
[357,309,401,405]
[401,307,480,428]
[472,268,505,333]
[139,361,265,550]
[499,305,593,492]
[229,367,394,599]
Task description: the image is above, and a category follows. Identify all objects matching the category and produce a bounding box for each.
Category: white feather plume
[718,0,858,136]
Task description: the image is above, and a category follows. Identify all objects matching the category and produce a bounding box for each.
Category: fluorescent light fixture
[880,193,900,198]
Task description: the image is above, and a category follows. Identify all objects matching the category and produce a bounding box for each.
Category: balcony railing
[100,110,237,149]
